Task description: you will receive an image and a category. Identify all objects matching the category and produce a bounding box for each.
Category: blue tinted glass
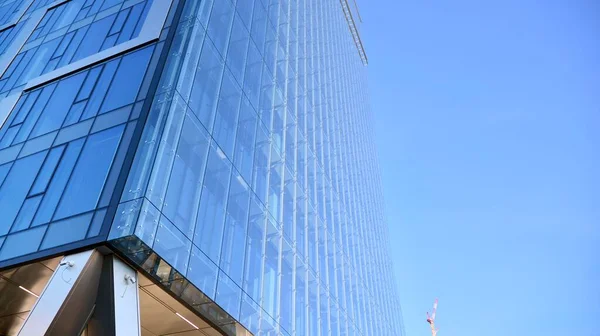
[233,97,257,183]
[227,14,250,85]
[81,59,119,120]
[33,138,84,226]
[11,90,41,126]
[54,125,124,219]
[29,145,64,196]
[100,46,154,113]
[239,294,260,333]
[152,215,191,272]
[76,66,102,102]
[219,172,250,285]
[10,195,42,232]
[71,16,114,62]
[41,212,93,249]
[0,225,46,261]
[13,84,56,144]
[213,69,241,158]
[0,162,11,185]
[145,95,187,208]
[206,0,234,57]
[262,217,280,317]
[242,197,265,301]
[87,208,107,238]
[193,144,231,263]
[0,151,45,235]
[215,271,242,319]
[188,39,224,130]
[162,113,210,237]
[187,246,218,299]
[30,72,86,138]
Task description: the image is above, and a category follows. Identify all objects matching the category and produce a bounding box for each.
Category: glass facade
[0,0,403,335]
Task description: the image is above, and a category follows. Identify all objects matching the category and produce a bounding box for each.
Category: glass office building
[0,0,404,335]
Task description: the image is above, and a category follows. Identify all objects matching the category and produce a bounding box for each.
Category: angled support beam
[17,250,142,336]
[17,249,103,336]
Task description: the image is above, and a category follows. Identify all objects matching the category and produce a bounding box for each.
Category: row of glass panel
[108,0,403,334]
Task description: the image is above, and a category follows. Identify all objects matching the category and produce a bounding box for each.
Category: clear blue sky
[360,1,600,335]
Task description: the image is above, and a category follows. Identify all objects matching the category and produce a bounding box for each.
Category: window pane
[242,197,265,301]
[29,145,64,196]
[212,69,241,158]
[33,138,84,226]
[152,215,191,272]
[193,144,232,263]
[10,195,43,233]
[188,39,224,131]
[162,113,210,237]
[0,225,46,261]
[219,172,250,285]
[233,97,257,183]
[54,125,124,219]
[100,46,154,113]
[41,212,93,249]
[187,245,218,299]
[30,72,87,138]
[0,151,46,235]
[262,217,281,318]
[215,271,242,320]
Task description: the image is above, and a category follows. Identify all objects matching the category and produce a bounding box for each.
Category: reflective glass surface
[0,0,161,262]
[111,0,404,335]
[0,0,403,334]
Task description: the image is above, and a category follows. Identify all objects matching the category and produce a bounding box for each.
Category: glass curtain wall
[110,0,404,335]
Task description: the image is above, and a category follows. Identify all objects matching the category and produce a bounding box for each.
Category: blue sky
[360,1,600,335]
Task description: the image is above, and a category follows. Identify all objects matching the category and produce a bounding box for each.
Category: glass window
[162,112,210,237]
[0,162,11,185]
[10,195,43,233]
[100,45,154,113]
[239,294,260,333]
[13,84,56,144]
[252,122,269,205]
[188,39,224,131]
[242,41,262,109]
[250,2,267,53]
[40,212,93,249]
[226,14,250,85]
[76,66,102,102]
[0,225,46,261]
[87,208,107,238]
[0,150,45,236]
[33,138,84,226]
[29,72,87,138]
[29,145,64,196]
[219,171,250,286]
[295,258,307,335]
[54,124,124,220]
[232,96,257,184]
[193,144,232,263]
[81,59,119,120]
[212,69,241,159]
[10,90,41,126]
[268,159,283,221]
[261,216,281,318]
[145,95,187,209]
[242,196,265,302]
[206,0,234,57]
[308,273,319,335]
[280,239,294,333]
[71,15,115,62]
[215,271,242,320]
[152,215,191,273]
[187,245,218,299]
